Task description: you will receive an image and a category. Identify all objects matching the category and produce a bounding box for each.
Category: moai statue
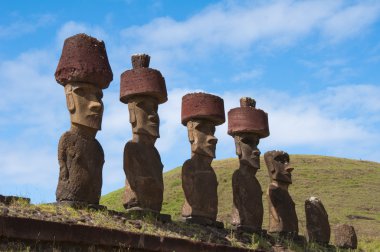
[264,150,298,238]
[228,97,269,233]
[181,92,225,227]
[55,33,113,205]
[120,54,168,216]
[305,197,330,244]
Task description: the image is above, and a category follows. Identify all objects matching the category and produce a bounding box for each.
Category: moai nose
[252,150,261,157]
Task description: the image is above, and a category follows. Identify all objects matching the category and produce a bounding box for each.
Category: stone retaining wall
[0,216,265,252]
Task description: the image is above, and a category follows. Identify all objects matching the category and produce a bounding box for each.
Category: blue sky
[1,0,380,203]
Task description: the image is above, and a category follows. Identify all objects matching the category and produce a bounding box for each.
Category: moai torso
[123,141,164,212]
[267,183,298,233]
[228,98,269,231]
[231,169,263,229]
[264,150,298,234]
[56,130,104,204]
[120,54,168,213]
[181,155,218,220]
[54,33,113,205]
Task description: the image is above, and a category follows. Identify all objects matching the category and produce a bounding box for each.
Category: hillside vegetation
[101,155,380,250]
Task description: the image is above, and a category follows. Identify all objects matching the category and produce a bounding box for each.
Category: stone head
[128,95,160,138]
[65,83,104,130]
[264,150,294,184]
[234,132,261,171]
[187,119,218,158]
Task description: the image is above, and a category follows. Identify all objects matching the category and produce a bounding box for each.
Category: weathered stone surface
[123,141,163,212]
[229,98,269,233]
[231,166,263,232]
[121,55,167,214]
[181,155,218,220]
[333,224,357,249]
[120,54,167,104]
[265,151,298,236]
[228,97,269,138]
[0,216,264,252]
[181,93,225,225]
[131,53,150,69]
[181,93,225,126]
[55,34,111,205]
[56,130,104,204]
[305,197,330,244]
[55,33,113,89]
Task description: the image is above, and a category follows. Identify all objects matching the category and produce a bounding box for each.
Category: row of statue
[53,33,331,244]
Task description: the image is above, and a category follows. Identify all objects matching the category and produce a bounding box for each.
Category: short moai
[228,97,269,233]
[305,197,330,244]
[120,54,168,216]
[264,150,298,238]
[55,33,113,205]
[181,92,225,227]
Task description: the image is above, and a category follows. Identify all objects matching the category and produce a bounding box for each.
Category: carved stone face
[265,151,293,184]
[65,83,104,130]
[234,132,261,171]
[128,96,159,138]
[187,119,217,158]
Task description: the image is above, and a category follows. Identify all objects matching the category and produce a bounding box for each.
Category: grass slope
[101,155,380,249]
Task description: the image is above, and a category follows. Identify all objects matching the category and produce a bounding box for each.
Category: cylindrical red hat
[55,33,113,89]
[181,92,225,126]
[120,54,167,104]
[228,97,269,138]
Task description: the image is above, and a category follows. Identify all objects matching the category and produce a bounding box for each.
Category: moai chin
[305,197,331,244]
[181,92,225,227]
[120,54,167,214]
[264,150,298,238]
[55,33,113,205]
[228,97,269,233]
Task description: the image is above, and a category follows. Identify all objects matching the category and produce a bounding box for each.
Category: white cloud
[0,14,55,38]
[322,2,380,42]
[231,68,263,82]
[119,0,380,60]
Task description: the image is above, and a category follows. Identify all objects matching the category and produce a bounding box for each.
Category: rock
[305,197,330,244]
[1,208,9,216]
[333,224,357,249]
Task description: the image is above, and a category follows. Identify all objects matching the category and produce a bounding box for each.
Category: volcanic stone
[55,33,113,89]
[120,54,167,104]
[333,224,357,249]
[305,197,330,244]
[181,93,225,126]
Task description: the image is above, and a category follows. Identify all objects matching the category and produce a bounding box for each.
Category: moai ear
[234,136,242,157]
[128,102,136,124]
[187,121,194,143]
[64,85,75,113]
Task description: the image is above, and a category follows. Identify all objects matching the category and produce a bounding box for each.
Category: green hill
[101,155,380,249]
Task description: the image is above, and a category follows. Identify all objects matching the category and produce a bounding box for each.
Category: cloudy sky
[1,0,380,203]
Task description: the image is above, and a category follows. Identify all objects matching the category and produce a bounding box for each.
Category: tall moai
[228,97,269,233]
[55,33,113,205]
[181,92,225,227]
[120,54,167,215]
[264,150,298,238]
